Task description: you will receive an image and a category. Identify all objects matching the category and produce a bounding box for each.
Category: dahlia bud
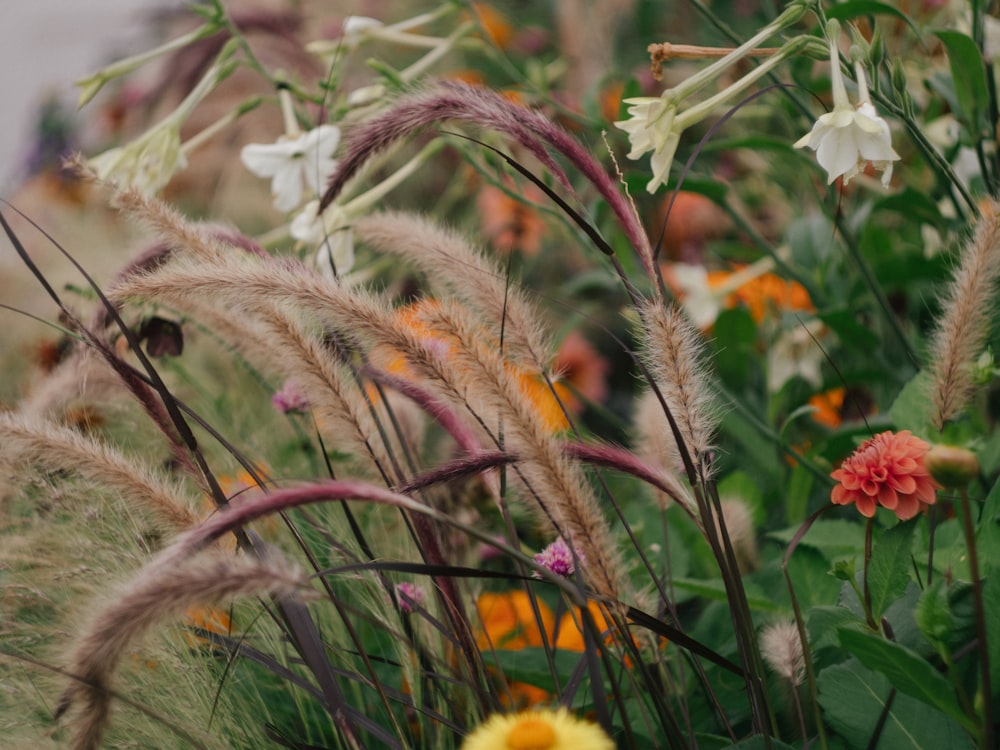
[925,444,980,488]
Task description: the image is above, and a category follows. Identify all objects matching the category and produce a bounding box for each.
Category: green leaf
[915,579,953,644]
[826,2,921,36]
[818,660,975,749]
[722,737,797,749]
[809,605,867,652]
[819,308,881,351]
[670,577,784,613]
[837,628,976,732]
[867,521,916,621]
[934,30,991,135]
[888,371,934,438]
[714,308,758,388]
[977,474,1000,576]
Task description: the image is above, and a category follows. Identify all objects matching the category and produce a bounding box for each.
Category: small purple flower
[395,582,425,614]
[534,537,577,577]
[272,378,311,414]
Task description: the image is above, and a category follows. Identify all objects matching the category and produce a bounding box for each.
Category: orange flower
[477,180,546,256]
[553,331,610,411]
[476,590,554,651]
[181,605,232,647]
[470,3,513,49]
[476,591,557,708]
[657,191,729,263]
[376,299,572,432]
[809,387,845,428]
[831,430,940,520]
[554,600,617,653]
[725,272,813,323]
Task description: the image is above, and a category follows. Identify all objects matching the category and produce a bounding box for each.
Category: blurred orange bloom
[470,3,513,49]
[553,601,620,653]
[809,387,845,428]
[553,331,610,411]
[477,180,547,255]
[726,271,813,323]
[657,191,729,263]
[375,299,572,432]
[476,590,555,651]
[182,604,233,647]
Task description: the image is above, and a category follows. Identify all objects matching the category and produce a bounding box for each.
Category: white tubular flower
[86,46,236,193]
[90,126,186,195]
[291,200,355,279]
[240,125,341,212]
[615,97,681,193]
[794,34,899,188]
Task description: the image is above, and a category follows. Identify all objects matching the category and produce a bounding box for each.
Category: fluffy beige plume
[109,253,483,430]
[417,298,640,610]
[0,412,197,532]
[355,211,552,370]
[111,253,638,607]
[633,388,689,509]
[927,203,1000,429]
[760,620,805,685]
[637,300,717,476]
[58,552,308,750]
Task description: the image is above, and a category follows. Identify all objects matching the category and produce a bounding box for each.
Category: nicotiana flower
[291,200,356,279]
[88,45,236,193]
[615,2,810,191]
[240,124,341,212]
[831,430,940,520]
[794,29,899,188]
[461,708,614,750]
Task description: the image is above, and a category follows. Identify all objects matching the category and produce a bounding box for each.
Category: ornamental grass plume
[926,201,1000,430]
[830,430,940,520]
[461,708,615,750]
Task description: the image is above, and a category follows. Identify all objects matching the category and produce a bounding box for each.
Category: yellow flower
[461,708,614,750]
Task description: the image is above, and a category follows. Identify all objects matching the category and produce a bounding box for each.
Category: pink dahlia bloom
[831,430,940,520]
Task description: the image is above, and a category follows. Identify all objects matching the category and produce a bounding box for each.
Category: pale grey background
[0,0,171,191]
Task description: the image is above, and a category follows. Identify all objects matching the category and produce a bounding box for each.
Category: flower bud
[925,444,980,488]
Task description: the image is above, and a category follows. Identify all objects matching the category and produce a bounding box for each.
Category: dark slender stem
[863,517,876,631]
[957,486,993,749]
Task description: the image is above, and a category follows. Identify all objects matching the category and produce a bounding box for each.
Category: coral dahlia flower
[830,430,939,520]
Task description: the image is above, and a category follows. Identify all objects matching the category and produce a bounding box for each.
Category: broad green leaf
[818,660,974,749]
[769,519,865,559]
[826,2,921,36]
[977,474,1000,576]
[670,577,784,613]
[819,308,880,351]
[888,371,934,438]
[786,544,842,610]
[867,521,916,621]
[934,30,991,135]
[915,579,953,643]
[714,308,758,388]
[723,737,797,749]
[809,605,867,652]
[837,628,976,732]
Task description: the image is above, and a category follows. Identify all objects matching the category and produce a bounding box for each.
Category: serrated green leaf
[888,372,934,438]
[837,628,976,732]
[934,30,991,135]
[818,660,974,749]
[868,521,916,621]
[915,579,953,643]
[809,605,867,652]
[723,737,797,749]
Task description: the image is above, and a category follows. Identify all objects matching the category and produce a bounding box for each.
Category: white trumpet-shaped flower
[240,124,341,212]
[794,36,899,188]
